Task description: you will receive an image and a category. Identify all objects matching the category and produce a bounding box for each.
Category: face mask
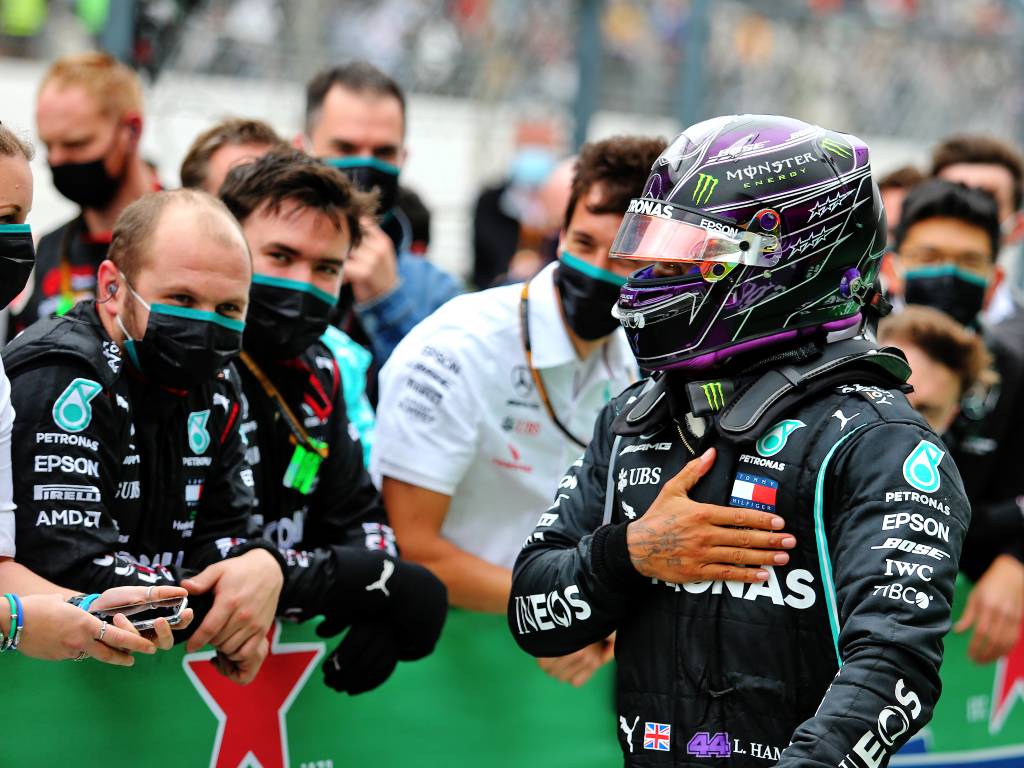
[324,157,400,215]
[116,274,244,390]
[903,264,988,326]
[245,274,337,360]
[49,129,127,210]
[553,251,627,340]
[0,224,35,309]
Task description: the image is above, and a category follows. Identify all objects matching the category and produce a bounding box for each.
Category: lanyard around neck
[239,350,328,458]
[518,282,588,450]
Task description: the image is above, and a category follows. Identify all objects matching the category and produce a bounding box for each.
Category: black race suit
[946,319,1024,579]
[509,341,970,767]
[3,302,284,599]
[236,343,398,621]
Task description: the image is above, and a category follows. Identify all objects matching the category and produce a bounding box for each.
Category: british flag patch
[644,722,672,751]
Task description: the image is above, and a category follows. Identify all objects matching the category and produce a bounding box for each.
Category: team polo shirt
[0,358,16,557]
[373,262,637,569]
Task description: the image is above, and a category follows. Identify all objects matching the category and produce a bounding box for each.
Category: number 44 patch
[687,731,731,758]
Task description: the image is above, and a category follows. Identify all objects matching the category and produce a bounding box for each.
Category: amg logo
[627,199,675,219]
[619,442,672,456]
[33,484,101,503]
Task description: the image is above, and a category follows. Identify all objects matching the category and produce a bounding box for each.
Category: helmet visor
[610,199,780,267]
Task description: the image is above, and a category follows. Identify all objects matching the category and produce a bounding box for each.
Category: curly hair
[218,148,376,250]
[878,304,993,396]
[563,136,668,229]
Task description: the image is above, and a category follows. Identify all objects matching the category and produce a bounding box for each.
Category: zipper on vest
[675,422,695,456]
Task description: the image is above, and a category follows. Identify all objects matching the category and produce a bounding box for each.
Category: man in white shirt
[373,136,665,683]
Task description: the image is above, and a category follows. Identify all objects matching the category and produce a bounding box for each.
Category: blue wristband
[77,593,101,613]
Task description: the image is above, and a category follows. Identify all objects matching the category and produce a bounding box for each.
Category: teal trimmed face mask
[117,273,245,390]
[323,156,400,215]
[553,250,627,340]
[903,264,988,326]
[245,273,337,360]
[0,224,35,309]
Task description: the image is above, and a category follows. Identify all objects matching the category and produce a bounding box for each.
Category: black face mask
[0,224,35,309]
[903,265,988,327]
[553,251,627,341]
[118,277,244,390]
[245,274,337,361]
[49,126,129,210]
[324,157,400,215]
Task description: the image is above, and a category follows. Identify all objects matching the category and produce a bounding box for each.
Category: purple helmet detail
[611,114,886,371]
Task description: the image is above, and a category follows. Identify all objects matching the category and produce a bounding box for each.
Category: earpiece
[108,283,118,295]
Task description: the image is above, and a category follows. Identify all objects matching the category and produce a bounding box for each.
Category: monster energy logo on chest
[685,380,733,416]
[701,382,725,411]
[692,173,718,206]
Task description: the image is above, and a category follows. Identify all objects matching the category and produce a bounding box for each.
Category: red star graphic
[184,622,324,768]
[990,619,1024,734]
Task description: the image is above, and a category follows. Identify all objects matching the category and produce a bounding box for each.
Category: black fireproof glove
[320,619,401,695]
[316,548,448,694]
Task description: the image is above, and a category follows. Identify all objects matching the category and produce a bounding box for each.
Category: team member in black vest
[5,189,285,683]
[893,179,1024,663]
[509,115,970,766]
[219,150,446,695]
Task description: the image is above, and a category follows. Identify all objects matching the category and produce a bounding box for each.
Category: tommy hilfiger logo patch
[730,472,778,512]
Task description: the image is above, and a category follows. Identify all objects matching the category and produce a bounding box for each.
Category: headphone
[97,281,118,305]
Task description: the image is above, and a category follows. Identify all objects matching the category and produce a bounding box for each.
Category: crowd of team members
[0,51,1021,727]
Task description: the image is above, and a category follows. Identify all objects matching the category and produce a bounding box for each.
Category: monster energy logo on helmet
[692,173,719,206]
[820,137,852,159]
[701,382,725,411]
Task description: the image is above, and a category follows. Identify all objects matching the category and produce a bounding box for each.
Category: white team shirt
[0,357,16,557]
[373,262,637,569]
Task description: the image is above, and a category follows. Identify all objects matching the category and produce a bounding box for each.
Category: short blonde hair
[39,52,143,118]
[109,189,248,282]
[0,123,34,161]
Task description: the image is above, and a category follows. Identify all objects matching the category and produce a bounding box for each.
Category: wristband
[2,593,20,652]
[69,593,101,612]
[10,593,23,651]
[0,596,8,652]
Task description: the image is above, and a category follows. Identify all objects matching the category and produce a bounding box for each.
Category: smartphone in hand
[91,596,189,632]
